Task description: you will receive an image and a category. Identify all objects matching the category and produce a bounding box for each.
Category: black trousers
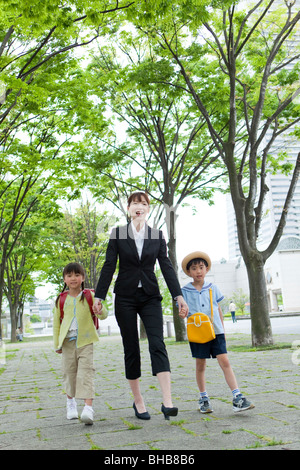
[115,288,171,380]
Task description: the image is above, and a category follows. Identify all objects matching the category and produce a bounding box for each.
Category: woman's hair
[55,262,86,307]
[127,191,150,206]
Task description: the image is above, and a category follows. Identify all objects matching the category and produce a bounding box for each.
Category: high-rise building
[227,135,300,258]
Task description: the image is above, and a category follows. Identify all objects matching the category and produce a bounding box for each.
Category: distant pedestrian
[53,262,107,425]
[180,251,254,414]
[229,301,237,323]
[16,328,23,341]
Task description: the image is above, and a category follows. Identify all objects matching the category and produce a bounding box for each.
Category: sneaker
[232,394,255,412]
[198,397,213,413]
[67,399,78,420]
[81,405,94,425]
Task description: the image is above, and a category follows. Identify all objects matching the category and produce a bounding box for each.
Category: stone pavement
[0,331,299,452]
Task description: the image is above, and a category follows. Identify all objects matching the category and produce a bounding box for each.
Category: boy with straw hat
[180,251,254,414]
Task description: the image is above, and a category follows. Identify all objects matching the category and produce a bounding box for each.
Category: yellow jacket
[53,291,107,350]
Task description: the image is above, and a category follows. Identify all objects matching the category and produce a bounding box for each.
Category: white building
[264,236,300,312]
[179,236,300,313]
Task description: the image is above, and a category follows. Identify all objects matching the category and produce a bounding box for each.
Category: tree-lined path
[0,332,299,451]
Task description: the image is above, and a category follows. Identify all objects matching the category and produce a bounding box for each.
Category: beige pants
[61,340,95,399]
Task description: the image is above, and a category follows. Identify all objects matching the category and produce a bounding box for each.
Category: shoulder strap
[83,289,94,314]
[209,288,214,323]
[59,291,69,323]
[83,289,99,330]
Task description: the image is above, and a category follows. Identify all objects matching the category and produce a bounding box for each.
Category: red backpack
[59,289,99,330]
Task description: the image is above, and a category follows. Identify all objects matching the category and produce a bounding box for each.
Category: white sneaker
[67,398,78,420]
[81,405,94,425]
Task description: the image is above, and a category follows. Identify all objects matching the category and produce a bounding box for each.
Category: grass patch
[18,336,53,343]
[85,433,102,450]
[227,342,292,353]
[165,338,291,352]
[3,336,53,346]
[121,418,142,430]
[165,339,188,346]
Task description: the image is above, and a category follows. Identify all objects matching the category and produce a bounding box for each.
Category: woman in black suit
[94,192,188,420]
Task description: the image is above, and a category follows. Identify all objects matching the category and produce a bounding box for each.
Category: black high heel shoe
[161,404,178,420]
[133,402,151,420]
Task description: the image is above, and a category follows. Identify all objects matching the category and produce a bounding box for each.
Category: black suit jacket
[95,223,182,300]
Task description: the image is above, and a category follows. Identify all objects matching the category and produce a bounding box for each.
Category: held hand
[177,295,189,318]
[93,299,103,315]
[179,307,188,319]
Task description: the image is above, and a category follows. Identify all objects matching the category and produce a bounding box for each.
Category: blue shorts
[189,334,227,359]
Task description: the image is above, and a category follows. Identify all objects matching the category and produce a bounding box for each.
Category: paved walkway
[0,331,299,451]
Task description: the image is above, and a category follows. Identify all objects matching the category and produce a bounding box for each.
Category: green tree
[42,200,114,294]
[0,0,134,137]
[3,199,60,342]
[0,128,83,336]
[76,34,226,340]
[231,289,249,315]
[0,19,109,336]
[131,0,300,346]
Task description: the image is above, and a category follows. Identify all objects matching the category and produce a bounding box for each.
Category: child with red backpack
[53,263,107,425]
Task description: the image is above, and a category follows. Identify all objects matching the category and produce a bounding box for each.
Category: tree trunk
[245,255,273,346]
[10,304,18,343]
[166,205,186,342]
[0,256,7,340]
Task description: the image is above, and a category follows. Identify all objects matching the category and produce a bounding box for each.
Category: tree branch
[235,0,275,56]
[262,152,300,261]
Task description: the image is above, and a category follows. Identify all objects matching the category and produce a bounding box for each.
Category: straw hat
[181,251,212,276]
